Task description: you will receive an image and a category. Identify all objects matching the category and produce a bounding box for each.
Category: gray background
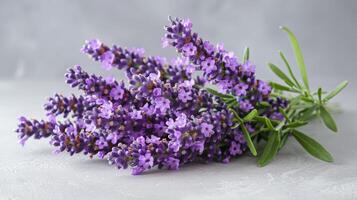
[0,0,356,86]
[1,0,357,200]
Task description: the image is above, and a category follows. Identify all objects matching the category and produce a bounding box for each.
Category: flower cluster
[163,17,285,118]
[15,17,286,175]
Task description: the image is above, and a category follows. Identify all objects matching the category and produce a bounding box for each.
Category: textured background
[1,0,357,199]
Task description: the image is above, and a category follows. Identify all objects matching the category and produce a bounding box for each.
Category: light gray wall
[0,0,356,89]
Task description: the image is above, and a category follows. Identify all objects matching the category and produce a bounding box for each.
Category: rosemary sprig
[207,26,348,167]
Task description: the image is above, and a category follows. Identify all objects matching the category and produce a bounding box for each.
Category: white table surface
[1,80,357,200]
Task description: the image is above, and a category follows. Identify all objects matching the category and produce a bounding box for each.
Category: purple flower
[201,122,214,137]
[165,157,180,170]
[182,18,192,30]
[258,80,271,96]
[218,80,233,93]
[154,122,166,136]
[270,112,284,121]
[101,51,115,70]
[202,58,217,74]
[132,152,154,175]
[110,86,124,100]
[182,43,197,57]
[166,118,176,130]
[98,101,113,119]
[85,122,96,132]
[149,71,161,81]
[223,52,239,71]
[229,141,242,156]
[203,41,215,54]
[175,113,187,128]
[153,88,162,97]
[15,17,289,175]
[161,37,170,48]
[168,140,181,152]
[106,132,121,144]
[95,136,108,149]
[239,99,253,112]
[15,117,55,145]
[178,89,192,103]
[130,109,143,120]
[193,140,205,154]
[81,39,102,53]
[173,130,182,140]
[233,83,249,96]
[154,97,170,113]
[234,133,246,144]
[180,79,195,89]
[138,153,154,169]
[241,61,256,76]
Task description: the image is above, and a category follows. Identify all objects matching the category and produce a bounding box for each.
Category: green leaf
[241,123,257,156]
[323,80,348,102]
[292,130,333,162]
[275,120,286,131]
[268,63,295,87]
[319,106,338,132]
[206,88,234,99]
[264,117,274,130]
[243,47,250,62]
[231,123,240,129]
[258,131,280,167]
[279,51,302,89]
[280,26,310,91]
[300,96,314,103]
[243,109,258,121]
[286,121,308,128]
[279,133,289,149]
[258,101,271,108]
[317,87,322,103]
[225,98,239,108]
[270,82,299,93]
[299,106,317,121]
[229,108,241,121]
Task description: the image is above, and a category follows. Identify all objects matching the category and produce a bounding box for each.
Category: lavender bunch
[15,17,346,174]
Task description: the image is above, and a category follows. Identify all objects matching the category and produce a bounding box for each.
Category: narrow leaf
[300,96,314,103]
[229,108,241,121]
[279,133,289,149]
[243,47,250,62]
[225,98,239,108]
[299,106,317,121]
[270,82,299,93]
[279,51,302,89]
[231,123,240,129]
[280,26,310,91]
[292,130,333,162]
[286,121,308,128]
[243,109,258,121]
[275,120,286,131]
[255,116,279,126]
[323,80,348,102]
[317,87,322,103]
[258,131,280,167]
[265,117,274,130]
[241,123,257,156]
[206,88,234,99]
[258,101,271,107]
[268,63,295,87]
[319,106,338,132]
